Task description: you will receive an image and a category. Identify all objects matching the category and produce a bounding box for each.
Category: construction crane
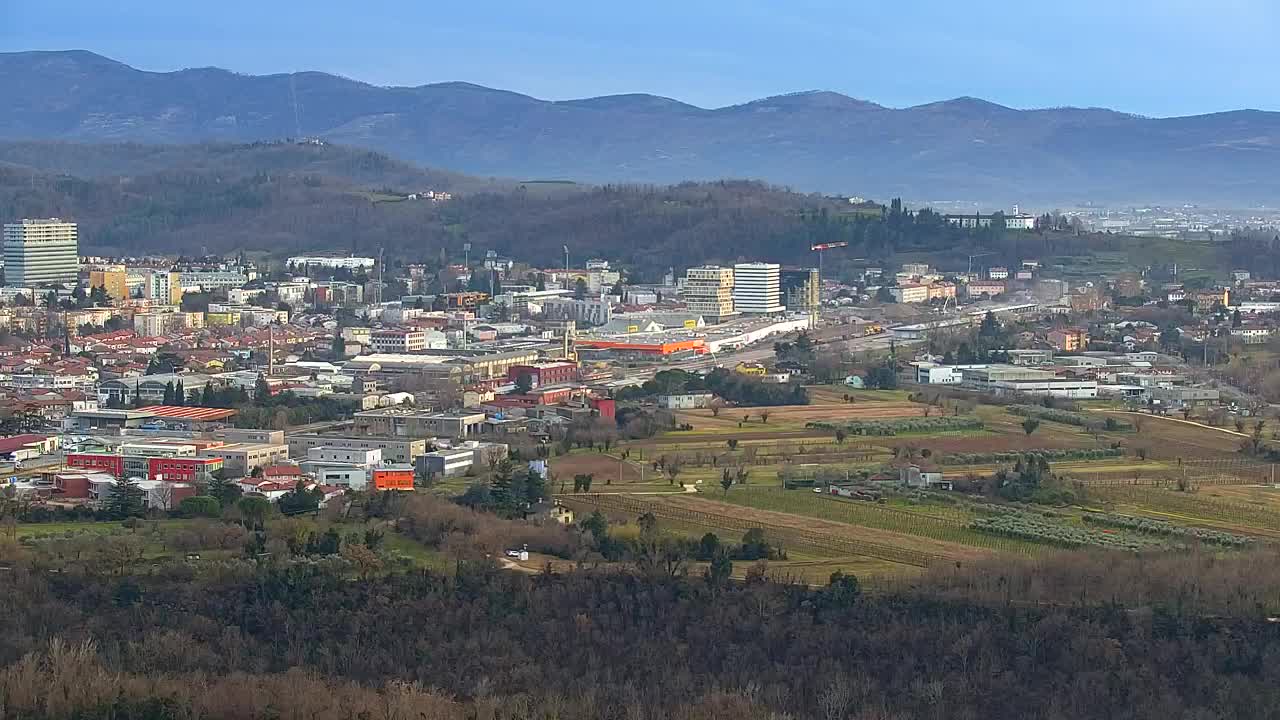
[809,241,851,279]
[967,252,994,277]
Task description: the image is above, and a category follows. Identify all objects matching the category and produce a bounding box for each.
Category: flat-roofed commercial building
[353,408,486,438]
[3,218,79,286]
[198,443,289,476]
[286,434,429,463]
[344,349,541,385]
[369,329,431,353]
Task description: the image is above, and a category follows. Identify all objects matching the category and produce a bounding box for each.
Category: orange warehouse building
[574,338,706,357]
[372,466,415,491]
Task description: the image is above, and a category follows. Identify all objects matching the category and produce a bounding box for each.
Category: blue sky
[4,0,1278,116]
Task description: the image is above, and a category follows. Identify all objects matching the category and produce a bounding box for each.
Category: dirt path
[1106,410,1250,437]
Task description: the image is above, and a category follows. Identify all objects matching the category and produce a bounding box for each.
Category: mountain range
[3,50,1280,205]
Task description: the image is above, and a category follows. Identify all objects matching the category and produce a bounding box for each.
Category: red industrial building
[589,397,616,420]
[507,361,578,388]
[147,456,223,484]
[371,466,415,491]
[66,453,124,477]
[66,452,222,484]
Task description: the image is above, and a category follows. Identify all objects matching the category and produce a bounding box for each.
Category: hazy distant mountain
[4,50,1280,205]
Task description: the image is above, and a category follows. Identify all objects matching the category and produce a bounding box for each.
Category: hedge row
[942,448,1125,465]
[1007,404,1132,431]
[806,416,985,436]
[1082,512,1254,548]
[972,512,1161,551]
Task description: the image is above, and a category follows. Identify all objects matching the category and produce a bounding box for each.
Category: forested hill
[0,140,1095,276]
[0,140,495,191]
[5,51,1280,204]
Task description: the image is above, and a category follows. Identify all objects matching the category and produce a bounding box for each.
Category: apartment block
[683,266,737,323]
[3,218,79,286]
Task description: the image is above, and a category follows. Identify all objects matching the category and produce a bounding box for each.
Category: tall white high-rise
[3,218,79,287]
[732,262,784,314]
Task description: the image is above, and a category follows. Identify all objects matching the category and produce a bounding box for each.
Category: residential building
[988,267,1010,280]
[1048,328,1089,352]
[88,267,128,301]
[144,270,183,305]
[178,270,248,292]
[732,262,785,315]
[966,280,1006,298]
[1191,289,1231,313]
[890,284,929,304]
[3,218,79,286]
[1233,325,1274,344]
[683,266,737,322]
[900,263,931,277]
[370,329,431,353]
[927,282,957,301]
[287,256,376,272]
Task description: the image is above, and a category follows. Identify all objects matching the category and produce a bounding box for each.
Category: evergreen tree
[208,474,242,507]
[174,380,186,406]
[163,381,176,405]
[104,477,147,520]
[490,459,515,513]
[254,374,271,404]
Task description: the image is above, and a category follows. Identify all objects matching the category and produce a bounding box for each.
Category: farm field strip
[652,494,997,563]
[1095,486,1280,534]
[561,494,951,567]
[716,489,1045,556]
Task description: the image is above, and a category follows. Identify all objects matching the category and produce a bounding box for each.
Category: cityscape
[4,3,1280,720]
